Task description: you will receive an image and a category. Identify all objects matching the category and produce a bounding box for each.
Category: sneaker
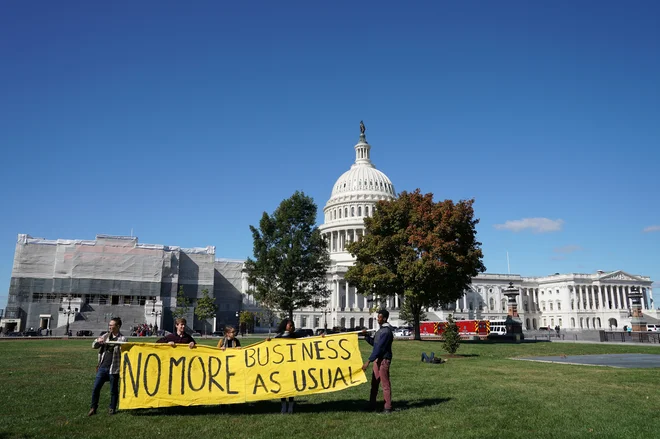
[108,409,115,415]
[87,408,96,417]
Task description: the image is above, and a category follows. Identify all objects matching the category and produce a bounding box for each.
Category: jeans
[90,367,119,410]
[421,352,435,363]
[370,358,392,410]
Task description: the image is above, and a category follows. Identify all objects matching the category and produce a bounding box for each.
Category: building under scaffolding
[2,234,250,334]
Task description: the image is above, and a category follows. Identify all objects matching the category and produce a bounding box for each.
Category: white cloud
[554,245,583,254]
[494,218,564,233]
[643,225,660,233]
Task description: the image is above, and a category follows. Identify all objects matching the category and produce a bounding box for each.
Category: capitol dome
[320,122,396,265]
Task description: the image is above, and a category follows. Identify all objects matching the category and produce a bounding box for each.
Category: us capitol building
[2,124,656,334]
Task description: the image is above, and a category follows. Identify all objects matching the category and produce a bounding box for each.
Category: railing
[600,331,660,343]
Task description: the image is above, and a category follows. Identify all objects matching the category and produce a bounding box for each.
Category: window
[351,206,355,216]
[365,206,369,216]
[549,303,553,311]
[571,300,574,310]
[542,301,546,311]
[358,206,362,216]
[301,316,307,327]
[557,301,561,310]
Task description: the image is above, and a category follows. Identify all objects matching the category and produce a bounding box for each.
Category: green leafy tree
[194,288,217,335]
[345,189,486,340]
[239,311,256,334]
[245,191,331,320]
[172,285,191,323]
[442,314,461,355]
[399,298,427,327]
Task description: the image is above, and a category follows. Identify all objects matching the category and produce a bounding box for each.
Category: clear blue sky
[1,1,659,309]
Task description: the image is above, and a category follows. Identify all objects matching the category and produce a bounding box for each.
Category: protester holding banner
[217,325,241,350]
[156,318,196,349]
[274,318,298,414]
[362,309,394,414]
[88,317,127,416]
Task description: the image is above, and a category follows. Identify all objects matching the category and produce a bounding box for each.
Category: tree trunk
[413,311,422,341]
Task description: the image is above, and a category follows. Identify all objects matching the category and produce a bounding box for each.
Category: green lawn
[1,338,659,439]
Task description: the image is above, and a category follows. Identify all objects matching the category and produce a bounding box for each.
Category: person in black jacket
[362,309,394,413]
[274,318,297,414]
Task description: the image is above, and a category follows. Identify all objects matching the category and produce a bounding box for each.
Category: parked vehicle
[211,331,224,337]
[192,332,203,338]
[647,324,659,332]
[393,329,411,338]
[76,330,94,337]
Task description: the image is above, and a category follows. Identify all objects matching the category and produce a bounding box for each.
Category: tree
[239,311,256,334]
[245,191,331,320]
[172,286,191,323]
[345,189,485,340]
[399,298,427,327]
[194,288,217,335]
[442,314,461,355]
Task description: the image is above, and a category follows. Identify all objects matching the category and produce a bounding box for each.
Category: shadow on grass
[129,397,450,417]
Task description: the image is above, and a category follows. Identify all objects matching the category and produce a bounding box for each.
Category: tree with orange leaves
[345,189,485,340]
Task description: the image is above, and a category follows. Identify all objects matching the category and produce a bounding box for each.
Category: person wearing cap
[88,317,127,416]
[362,309,394,413]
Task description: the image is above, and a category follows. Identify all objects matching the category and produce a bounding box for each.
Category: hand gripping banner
[119,333,367,409]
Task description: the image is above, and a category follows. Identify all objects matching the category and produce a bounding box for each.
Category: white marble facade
[286,126,656,331]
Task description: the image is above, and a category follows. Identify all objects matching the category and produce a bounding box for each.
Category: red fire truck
[419,320,490,337]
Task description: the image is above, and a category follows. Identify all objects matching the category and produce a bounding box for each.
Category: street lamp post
[323,309,328,330]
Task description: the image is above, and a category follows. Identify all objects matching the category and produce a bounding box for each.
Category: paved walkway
[515,353,660,368]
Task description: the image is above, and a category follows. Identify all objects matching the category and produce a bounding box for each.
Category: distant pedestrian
[88,317,126,416]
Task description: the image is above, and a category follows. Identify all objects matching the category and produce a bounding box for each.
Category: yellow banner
[119,333,367,409]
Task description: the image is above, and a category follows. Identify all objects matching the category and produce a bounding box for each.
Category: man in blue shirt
[362,309,394,413]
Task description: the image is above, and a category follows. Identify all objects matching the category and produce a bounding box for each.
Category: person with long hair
[274,318,297,414]
[217,325,241,350]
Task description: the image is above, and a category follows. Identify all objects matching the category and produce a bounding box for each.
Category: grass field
[1,338,659,439]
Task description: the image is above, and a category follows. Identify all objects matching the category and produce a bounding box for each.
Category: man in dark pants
[88,317,127,416]
[362,309,394,413]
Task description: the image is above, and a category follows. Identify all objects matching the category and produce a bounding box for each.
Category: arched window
[365,206,369,216]
[532,318,537,329]
[571,299,574,310]
[571,318,575,328]
[351,206,355,217]
[557,301,561,310]
[549,302,553,311]
[541,301,546,311]
[489,298,494,309]
[358,206,362,216]
[525,318,531,330]
[501,299,506,312]
[344,208,348,217]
